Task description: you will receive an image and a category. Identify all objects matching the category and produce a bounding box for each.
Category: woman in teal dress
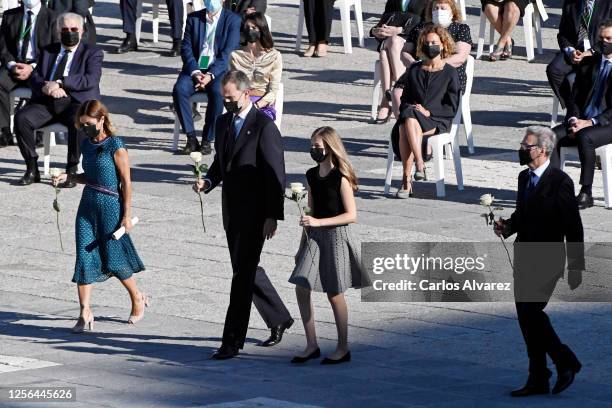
[52,100,147,333]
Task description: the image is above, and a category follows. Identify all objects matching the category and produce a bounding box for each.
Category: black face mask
[244,29,260,44]
[310,147,327,163]
[518,149,533,166]
[422,44,441,59]
[598,40,612,55]
[223,94,243,114]
[61,31,80,47]
[82,124,100,139]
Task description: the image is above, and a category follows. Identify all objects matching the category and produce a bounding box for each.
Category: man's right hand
[571,49,583,64]
[494,218,508,237]
[193,179,210,193]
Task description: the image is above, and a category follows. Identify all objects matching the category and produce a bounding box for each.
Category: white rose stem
[112,217,139,240]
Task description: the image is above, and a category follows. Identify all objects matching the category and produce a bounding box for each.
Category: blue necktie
[233,116,243,140]
[524,171,539,200]
[584,60,612,119]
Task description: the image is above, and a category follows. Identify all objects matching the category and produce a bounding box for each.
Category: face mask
[224,93,244,114]
[432,9,453,28]
[244,29,260,44]
[598,40,612,55]
[82,123,100,139]
[204,0,222,12]
[518,148,533,166]
[61,31,80,47]
[422,44,441,60]
[23,0,40,9]
[310,147,327,163]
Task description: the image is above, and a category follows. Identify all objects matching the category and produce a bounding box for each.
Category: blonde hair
[75,100,116,136]
[425,0,462,23]
[311,126,358,191]
[416,24,455,60]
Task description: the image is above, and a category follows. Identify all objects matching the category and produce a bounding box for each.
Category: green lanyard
[19,16,34,41]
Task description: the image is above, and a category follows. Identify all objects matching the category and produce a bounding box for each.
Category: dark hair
[222,70,251,90]
[600,18,612,31]
[416,23,455,59]
[241,12,274,49]
[75,99,115,136]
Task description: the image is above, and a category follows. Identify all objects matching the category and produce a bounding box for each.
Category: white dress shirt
[7,3,42,70]
[191,11,221,77]
[49,45,77,80]
[529,159,550,187]
[233,101,253,139]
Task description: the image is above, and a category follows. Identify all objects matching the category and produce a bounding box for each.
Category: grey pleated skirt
[289,225,370,293]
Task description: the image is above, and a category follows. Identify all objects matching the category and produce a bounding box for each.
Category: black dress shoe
[18,169,41,185]
[59,178,76,188]
[211,344,239,360]
[260,318,294,347]
[182,137,200,154]
[577,192,594,210]
[552,366,581,395]
[167,39,181,57]
[321,351,351,365]
[200,140,212,155]
[291,348,321,364]
[116,34,138,54]
[510,379,549,397]
[0,133,7,147]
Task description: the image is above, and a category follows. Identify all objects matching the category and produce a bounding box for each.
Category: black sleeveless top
[306,166,345,219]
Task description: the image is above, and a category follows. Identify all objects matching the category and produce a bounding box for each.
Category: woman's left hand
[255,100,269,109]
[300,215,320,227]
[414,104,430,117]
[121,216,133,233]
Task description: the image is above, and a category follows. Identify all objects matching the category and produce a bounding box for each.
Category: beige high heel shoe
[72,312,94,333]
[302,45,316,57]
[128,293,150,324]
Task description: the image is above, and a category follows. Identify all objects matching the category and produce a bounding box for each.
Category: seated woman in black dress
[395,24,460,198]
[481,0,532,61]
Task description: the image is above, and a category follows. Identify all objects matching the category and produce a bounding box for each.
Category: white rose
[480,193,494,206]
[290,182,304,194]
[190,151,203,163]
[49,168,62,178]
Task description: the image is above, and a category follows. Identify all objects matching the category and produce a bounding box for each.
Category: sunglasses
[61,27,80,32]
[519,143,539,150]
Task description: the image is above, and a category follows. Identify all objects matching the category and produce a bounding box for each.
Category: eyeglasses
[519,143,539,150]
[61,27,79,32]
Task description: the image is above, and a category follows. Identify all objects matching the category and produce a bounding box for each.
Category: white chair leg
[458,0,467,21]
[451,136,464,190]
[560,146,569,171]
[43,131,51,176]
[152,1,160,43]
[523,9,535,62]
[598,146,611,209]
[354,0,364,48]
[551,96,559,127]
[135,0,143,44]
[476,12,487,59]
[339,0,352,54]
[274,83,284,131]
[488,21,495,54]
[383,135,395,195]
[172,113,181,151]
[432,139,446,197]
[534,10,543,55]
[295,0,305,52]
[9,95,15,134]
[371,60,381,121]
[461,97,474,154]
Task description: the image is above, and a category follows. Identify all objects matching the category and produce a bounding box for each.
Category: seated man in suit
[553,20,612,209]
[116,0,183,56]
[46,0,97,46]
[172,0,241,155]
[0,0,56,147]
[547,0,612,109]
[224,0,266,15]
[14,12,103,186]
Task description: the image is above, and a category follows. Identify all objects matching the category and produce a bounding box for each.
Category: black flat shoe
[211,344,239,360]
[260,318,294,347]
[18,170,41,186]
[181,137,200,155]
[200,141,212,155]
[510,383,549,397]
[552,365,581,395]
[577,192,594,210]
[321,351,351,365]
[116,34,138,54]
[291,348,321,364]
[167,39,181,57]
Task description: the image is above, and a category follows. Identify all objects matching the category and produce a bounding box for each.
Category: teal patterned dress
[72,136,145,284]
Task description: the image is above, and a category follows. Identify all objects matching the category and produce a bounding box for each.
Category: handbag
[372,11,421,38]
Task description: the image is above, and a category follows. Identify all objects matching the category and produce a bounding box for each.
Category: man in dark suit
[173,1,240,155]
[224,0,266,15]
[14,12,103,186]
[46,0,97,46]
[0,0,56,147]
[552,20,612,209]
[116,0,183,55]
[194,70,293,360]
[495,126,584,397]
[546,0,612,109]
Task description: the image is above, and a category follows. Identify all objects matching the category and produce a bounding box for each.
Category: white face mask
[432,9,453,28]
[23,0,40,9]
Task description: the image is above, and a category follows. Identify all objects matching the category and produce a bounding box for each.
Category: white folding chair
[476,0,547,62]
[295,0,364,54]
[274,82,284,131]
[36,123,67,176]
[9,87,32,135]
[459,55,475,154]
[265,14,272,32]
[371,60,382,121]
[550,95,562,127]
[2,0,19,13]
[560,144,612,209]
[136,0,201,44]
[455,0,467,22]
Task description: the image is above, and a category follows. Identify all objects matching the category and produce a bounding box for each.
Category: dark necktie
[524,171,538,201]
[584,60,612,118]
[225,115,238,156]
[50,50,71,81]
[19,11,33,62]
[578,0,595,45]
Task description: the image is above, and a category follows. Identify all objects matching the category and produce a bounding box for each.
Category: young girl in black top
[289,126,368,365]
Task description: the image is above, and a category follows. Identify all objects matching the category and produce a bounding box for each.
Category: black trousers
[14,101,83,171]
[0,68,27,132]
[120,0,184,40]
[546,52,574,110]
[303,0,334,44]
[553,123,612,187]
[222,221,291,348]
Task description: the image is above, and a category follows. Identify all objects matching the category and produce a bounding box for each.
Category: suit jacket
[30,42,103,104]
[565,54,612,126]
[205,107,285,231]
[224,0,266,14]
[384,0,427,17]
[557,0,612,52]
[506,166,584,280]
[0,5,56,67]
[47,0,97,45]
[180,9,242,78]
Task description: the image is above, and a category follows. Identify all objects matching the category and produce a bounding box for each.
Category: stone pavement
[0,0,611,407]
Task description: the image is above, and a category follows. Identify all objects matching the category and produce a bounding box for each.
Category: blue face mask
[204,0,223,12]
